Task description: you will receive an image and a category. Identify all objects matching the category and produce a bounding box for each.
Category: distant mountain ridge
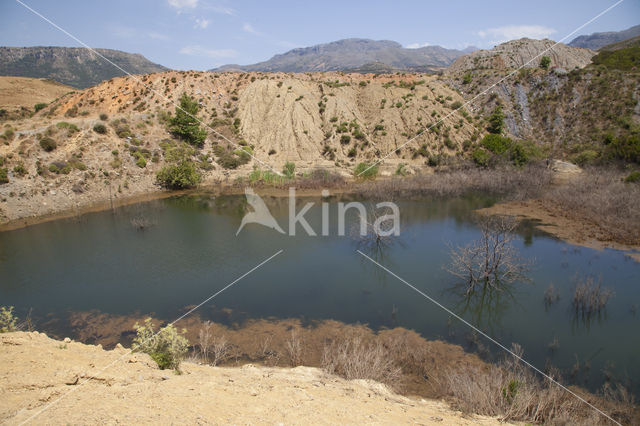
[210,38,475,73]
[569,25,640,50]
[0,46,168,89]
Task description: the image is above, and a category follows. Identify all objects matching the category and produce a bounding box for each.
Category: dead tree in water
[446,214,530,293]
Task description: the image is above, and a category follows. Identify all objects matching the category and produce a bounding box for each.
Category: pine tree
[169,93,207,146]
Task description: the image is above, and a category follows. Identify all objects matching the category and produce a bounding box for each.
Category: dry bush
[197,321,213,363]
[446,214,531,292]
[541,168,640,245]
[439,344,623,424]
[355,164,553,200]
[544,282,560,306]
[321,332,401,386]
[350,203,399,248]
[197,320,230,366]
[130,216,155,230]
[572,275,613,316]
[210,335,230,366]
[285,329,303,366]
[258,335,281,366]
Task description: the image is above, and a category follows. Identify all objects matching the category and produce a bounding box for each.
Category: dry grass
[572,275,614,316]
[197,321,230,366]
[354,164,553,200]
[285,329,303,366]
[437,344,634,425]
[321,331,401,386]
[541,168,640,245]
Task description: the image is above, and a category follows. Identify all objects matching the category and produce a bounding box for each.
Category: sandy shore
[0,331,505,425]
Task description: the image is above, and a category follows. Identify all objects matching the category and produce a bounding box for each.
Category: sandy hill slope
[446,38,595,74]
[0,46,168,89]
[0,76,73,111]
[0,70,480,223]
[211,38,469,73]
[0,331,504,425]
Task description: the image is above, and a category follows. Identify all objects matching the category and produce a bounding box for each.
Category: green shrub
[472,148,491,167]
[56,121,79,133]
[395,163,408,176]
[39,137,57,152]
[0,306,18,332]
[136,155,147,168]
[592,45,640,71]
[132,318,188,371]
[2,129,14,141]
[486,105,504,134]
[99,113,108,121]
[354,162,378,179]
[444,137,457,150]
[624,171,640,183]
[93,123,107,134]
[13,162,27,177]
[481,134,512,154]
[0,168,8,184]
[572,149,599,166]
[605,133,640,164]
[157,160,201,189]
[169,93,207,146]
[340,134,351,144]
[450,101,463,110]
[34,103,47,113]
[111,119,132,139]
[462,72,472,84]
[49,161,71,174]
[282,161,295,179]
[539,56,551,70]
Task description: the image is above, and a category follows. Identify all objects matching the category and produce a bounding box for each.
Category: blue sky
[1,0,638,70]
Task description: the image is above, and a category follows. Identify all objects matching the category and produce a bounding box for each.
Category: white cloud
[194,18,210,29]
[405,42,430,49]
[477,25,556,45]
[242,23,261,36]
[148,31,170,41]
[179,45,237,58]
[168,0,198,10]
[204,4,234,15]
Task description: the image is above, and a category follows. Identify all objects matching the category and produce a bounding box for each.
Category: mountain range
[0,25,638,88]
[0,47,167,89]
[210,38,475,73]
[568,24,640,50]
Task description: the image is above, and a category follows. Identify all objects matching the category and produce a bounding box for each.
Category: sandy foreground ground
[0,332,506,425]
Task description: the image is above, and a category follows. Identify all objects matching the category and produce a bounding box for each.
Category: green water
[1,193,638,395]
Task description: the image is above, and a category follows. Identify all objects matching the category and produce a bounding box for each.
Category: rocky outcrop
[446,38,595,74]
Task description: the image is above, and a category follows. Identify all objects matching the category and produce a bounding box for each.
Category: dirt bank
[480,199,640,261]
[0,331,504,425]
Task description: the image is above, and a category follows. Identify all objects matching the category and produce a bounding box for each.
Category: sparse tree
[446,214,530,293]
[486,105,504,135]
[539,56,551,70]
[169,93,207,147]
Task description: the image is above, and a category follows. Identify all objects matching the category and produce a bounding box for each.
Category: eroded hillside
[0,71,482,223]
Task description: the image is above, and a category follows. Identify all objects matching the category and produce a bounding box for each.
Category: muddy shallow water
[1,192,639,395]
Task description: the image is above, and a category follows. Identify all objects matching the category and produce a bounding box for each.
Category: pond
[1,192,638,395]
